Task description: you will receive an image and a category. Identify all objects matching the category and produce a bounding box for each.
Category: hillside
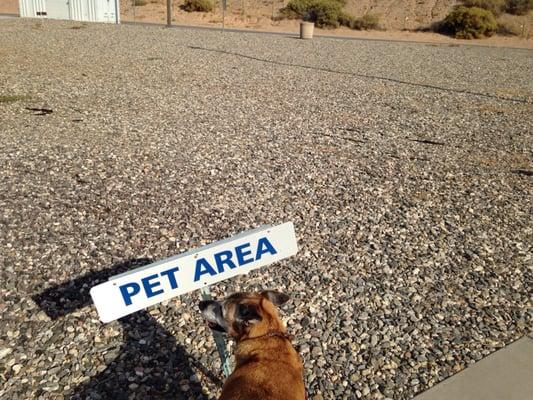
[121,0,531,38]
[119,0,458,30]
[345,0,457,29]
[2,0,531,41]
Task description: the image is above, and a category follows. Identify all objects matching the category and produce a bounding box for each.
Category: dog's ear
[260,290,290,307]
[236,303,262,325]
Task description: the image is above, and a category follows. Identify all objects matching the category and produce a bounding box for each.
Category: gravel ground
[1,17,532,400]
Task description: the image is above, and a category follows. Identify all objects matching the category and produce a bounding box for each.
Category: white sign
[90,222,298,323]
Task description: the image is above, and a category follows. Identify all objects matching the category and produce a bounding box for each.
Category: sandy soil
[2,0,532,49]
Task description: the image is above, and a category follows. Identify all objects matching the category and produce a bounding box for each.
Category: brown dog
[199,290,306,400]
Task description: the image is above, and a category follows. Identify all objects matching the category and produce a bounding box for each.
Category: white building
[18,0,120,23]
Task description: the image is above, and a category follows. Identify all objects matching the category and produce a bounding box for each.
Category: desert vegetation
[107,0,533,39]
[438,0,532,38]
[440,6,498,38]
[278,0,380,29]
[182,0,214,12]
[504,0,533,14]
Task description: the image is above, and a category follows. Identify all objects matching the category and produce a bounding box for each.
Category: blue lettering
[160,266,180,289]
[119,282,141,306]
[214,250,237,273]
[141,274,164,298]
[235,243,254,266]
[194,258,217,282]
[255,237,277,260]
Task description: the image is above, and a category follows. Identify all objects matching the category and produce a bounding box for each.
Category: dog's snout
[199,300,227,332]
[199,300,212,311]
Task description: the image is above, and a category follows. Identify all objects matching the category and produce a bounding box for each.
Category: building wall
[19,0,47,18]
[18,0,119,23]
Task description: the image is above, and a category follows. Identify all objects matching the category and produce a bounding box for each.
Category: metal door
[46,0,70,20]
[98,0,118,23]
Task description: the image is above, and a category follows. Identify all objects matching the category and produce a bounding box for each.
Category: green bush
[182,0,214,12]
[349,13,380,30]
[280,0,345,17]
[461,0,505,15]
[504,0,533,15]
[280,0,348,28]
[303,1,343,27]
[279,0,380,29]
[441,6,498,38]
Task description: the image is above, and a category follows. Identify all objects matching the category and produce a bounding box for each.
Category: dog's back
[221,335,305,400]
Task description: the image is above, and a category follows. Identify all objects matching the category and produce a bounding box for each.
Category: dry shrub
[349,14,380,30]
[462,0,505,15]
[182,0,214,12]
[504,0,533,15]
[497,13,529,36]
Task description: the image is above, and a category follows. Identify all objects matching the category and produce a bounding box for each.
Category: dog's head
[199,290,290,339]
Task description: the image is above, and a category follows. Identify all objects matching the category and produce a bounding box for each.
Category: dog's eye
[240,305,253,317]
[237,304,261,322]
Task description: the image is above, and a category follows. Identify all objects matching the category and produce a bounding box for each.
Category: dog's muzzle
[199,300,227,333]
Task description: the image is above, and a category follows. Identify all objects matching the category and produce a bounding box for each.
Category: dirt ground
[1,14,532,400]
[2,0,532,48]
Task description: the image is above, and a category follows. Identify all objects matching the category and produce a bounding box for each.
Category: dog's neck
[233,330,301,375]
[227,299,303,375]
[233,315,299,364]
[243,314,286,340]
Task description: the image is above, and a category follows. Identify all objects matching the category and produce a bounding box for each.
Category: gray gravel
[1,17,532,400]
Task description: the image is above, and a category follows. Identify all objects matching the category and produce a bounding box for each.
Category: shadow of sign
[33,258,221,399]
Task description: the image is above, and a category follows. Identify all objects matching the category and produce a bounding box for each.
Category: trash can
[300,22,314,39]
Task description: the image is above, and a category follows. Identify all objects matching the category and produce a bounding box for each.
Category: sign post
[200,286,233,377]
